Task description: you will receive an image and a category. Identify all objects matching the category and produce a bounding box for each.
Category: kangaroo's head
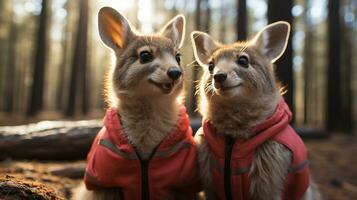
[98,7,186,105]
[191,22,290,107]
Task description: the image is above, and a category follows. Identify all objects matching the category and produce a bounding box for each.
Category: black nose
[167,67,182,80]
[213,73,227,83]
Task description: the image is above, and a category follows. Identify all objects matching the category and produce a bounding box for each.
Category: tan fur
[249,141,292,200]
[194,128,218,200]
[117,95,182,155]
[72,183,122,200]
[73,7,188,200]
[301,182,322,200]
[191,22,320,199]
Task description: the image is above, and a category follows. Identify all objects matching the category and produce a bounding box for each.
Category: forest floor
[0,134,356,200]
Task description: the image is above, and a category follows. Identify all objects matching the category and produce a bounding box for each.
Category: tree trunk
[303,0,313,125]
[339,5,352,133]
[57,1,75,113]
[195,0,202,30]
[203,0,211,33]
[27,0,49,116]
[326,0,342,132]
[0,1,11,112]
[219,1,227,42]
[4,8,17,113]
[236,0,247,41]
[66,0,89,116]
[267,0,294,119]
[188,0,203,116]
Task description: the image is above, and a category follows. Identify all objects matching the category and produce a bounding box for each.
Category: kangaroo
[191,22,320,200]
[73,7,199,200]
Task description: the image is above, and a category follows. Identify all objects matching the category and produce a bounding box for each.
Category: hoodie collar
[204,97,292,158]
[103,106,190,151]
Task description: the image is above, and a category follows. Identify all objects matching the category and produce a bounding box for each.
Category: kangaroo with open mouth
[73,7,199,200]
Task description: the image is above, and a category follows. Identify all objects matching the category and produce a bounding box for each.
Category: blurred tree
[204,0,211,33]
[236,0,247,40]
[28,0,50,116]
[4,3,17,113]
[195,0,211,33]
[267,0,294,118]
[66,0,89,116]
[301,0,327,129]
[327,0,344,132]
[338,0,353,133]
[4,33,15,114]
[0,1,10,111]
[188,0,203,115]
[195,0,202,33]
[190,0,212,115]
[219,0,227,42]
[303,0,314,125]
[56,1,73,112]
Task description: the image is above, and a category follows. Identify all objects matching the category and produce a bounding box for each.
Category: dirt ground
[0,134,356,200]
[306,134,357,200]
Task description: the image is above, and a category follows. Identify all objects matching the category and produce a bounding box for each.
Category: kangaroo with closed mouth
[191,22,321,200]
[73,7,199,200]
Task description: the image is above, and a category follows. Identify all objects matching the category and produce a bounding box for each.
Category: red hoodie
[84,107,200,200]
[202,98,309,200]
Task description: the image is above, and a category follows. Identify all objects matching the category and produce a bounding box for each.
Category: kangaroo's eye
[208,61,215,73]
[237,55,249,68]
[139,51,154,64]
[175,52,181,65]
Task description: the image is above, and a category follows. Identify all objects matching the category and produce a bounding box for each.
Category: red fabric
[84,107,200,200]
[203,97,310,200]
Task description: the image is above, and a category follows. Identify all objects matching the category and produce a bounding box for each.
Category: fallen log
[0,120,102,160]
[50,163,86,179]
[0,118,327,161]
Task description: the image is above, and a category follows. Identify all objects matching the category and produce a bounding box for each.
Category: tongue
[162,83,172,90]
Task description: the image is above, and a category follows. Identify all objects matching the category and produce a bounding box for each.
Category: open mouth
[220,83,242,91]
[149,79,174,94]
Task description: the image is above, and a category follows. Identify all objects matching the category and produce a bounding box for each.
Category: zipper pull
[226,135,235,149]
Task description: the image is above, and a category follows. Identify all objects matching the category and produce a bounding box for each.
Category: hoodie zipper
[224,136,235,200]
[136,147,159,200]
[141,159,150,200]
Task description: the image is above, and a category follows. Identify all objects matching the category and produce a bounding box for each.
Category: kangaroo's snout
[213,73,227,84]
[167,67,182,80]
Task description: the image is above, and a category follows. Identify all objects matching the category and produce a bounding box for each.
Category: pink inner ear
[102,12,126,48]
[255,23,289,62]
[193,35,207,62]
[174,18,184,42]
[160,16,185,48]
[193,33,218,65]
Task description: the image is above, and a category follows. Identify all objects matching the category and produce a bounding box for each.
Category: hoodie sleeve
[176,128,203,193]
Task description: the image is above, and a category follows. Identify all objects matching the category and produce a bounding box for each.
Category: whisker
[240,44,248,53]
[186,60,197,67]
[186,60,201,69]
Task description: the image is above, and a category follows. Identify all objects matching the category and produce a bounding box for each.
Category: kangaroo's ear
[250,21,290,63]
[160,15,186,49]
[98,7,134,50]
[191,31,219,66]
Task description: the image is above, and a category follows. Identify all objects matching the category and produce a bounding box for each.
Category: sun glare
[138,0,153,33]
[95,0,154,34]
[103,0,134,12]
